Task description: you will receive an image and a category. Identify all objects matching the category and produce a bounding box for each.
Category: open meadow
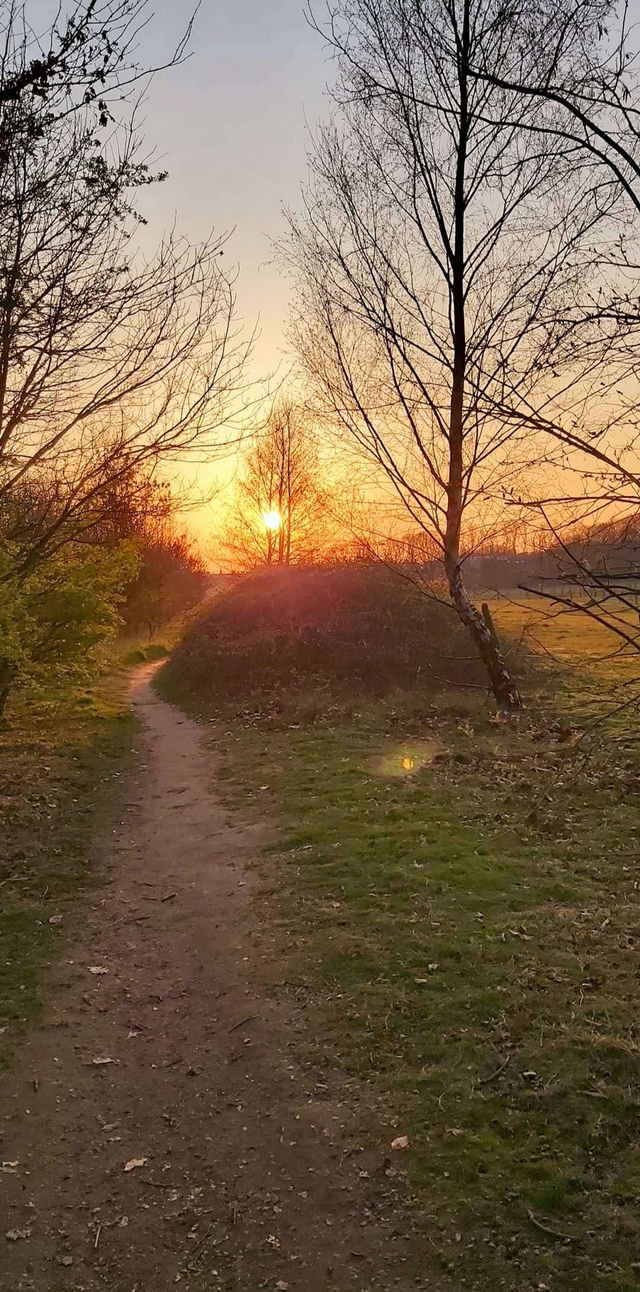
[158,572,640,1292]
[491,593,640,687]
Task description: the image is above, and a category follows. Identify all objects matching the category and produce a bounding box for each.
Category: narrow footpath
[1,665,437,1291]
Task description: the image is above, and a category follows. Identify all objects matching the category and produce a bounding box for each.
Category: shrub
[165,563,487,704]
[0,542,138,714]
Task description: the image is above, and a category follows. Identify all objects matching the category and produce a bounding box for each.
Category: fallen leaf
[391,1135,410,1150]
[48,914,64,926]
[6,1228,31,1241]
[124,1157,147,1172]
[92,1056,116,1066]
[1,1161,19,1172]
[118,1216,129,1227]
[275,1282,290,1290]
[88,966,108,976]
[60,1255,73,1266]
[266,1234,281,1248]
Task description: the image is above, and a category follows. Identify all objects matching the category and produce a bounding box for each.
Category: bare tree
[459,2,640,666]
[0,12,250,575]
[220,401,328,570]
[467,1,640,217]
[0,0,192,123]
[282,0,639,707]
[511,508,640,683]
[0,1,251,710]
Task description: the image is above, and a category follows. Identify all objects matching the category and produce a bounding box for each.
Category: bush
[165,564,487,704]
[0,542,138,714]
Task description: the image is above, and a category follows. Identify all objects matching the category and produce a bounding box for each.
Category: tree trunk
[0,657,17,718]
[444,558,521,709]
[441,0,521,712]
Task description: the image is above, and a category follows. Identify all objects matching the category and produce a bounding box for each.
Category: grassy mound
[164,563,486,704]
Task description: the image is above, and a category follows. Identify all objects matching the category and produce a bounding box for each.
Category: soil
[1,665,440,1291]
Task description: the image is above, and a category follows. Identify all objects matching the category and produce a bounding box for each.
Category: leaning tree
[283,0,640,706]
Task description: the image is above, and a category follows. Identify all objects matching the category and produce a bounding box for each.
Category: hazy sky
[136,1,330,380]
[29,0,330,373]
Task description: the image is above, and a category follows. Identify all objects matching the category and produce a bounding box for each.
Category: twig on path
[477,1055,511,1086]
[94,1224,101,1249]
[338,1147,357,1173]
[161,892,178,902]
[526,1209,572,1242]
[186,1222,219,1271]
[228,1014,257,1033]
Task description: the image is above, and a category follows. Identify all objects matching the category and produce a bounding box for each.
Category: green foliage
[120,641,169,666]
[122,537,207,637]
[87,466,208,638]
[0,541,139,708]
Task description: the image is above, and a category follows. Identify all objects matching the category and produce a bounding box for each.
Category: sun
[262,509,282,531]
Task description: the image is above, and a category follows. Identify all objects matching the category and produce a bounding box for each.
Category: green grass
[120,641,169,666]
[0,676,136,1065]
[158,639,640,1290]
[115,628,175,668]
[491,592,640,686]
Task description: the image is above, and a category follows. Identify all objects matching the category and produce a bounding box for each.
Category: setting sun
[262,509,282,531]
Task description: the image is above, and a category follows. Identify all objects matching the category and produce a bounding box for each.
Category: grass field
[0,672,137,1068]
[492,591,640,688]
[160,596,640,1291]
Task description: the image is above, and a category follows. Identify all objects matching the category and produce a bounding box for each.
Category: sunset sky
[111,0,333,544]
[26,1,337,554]
[26,0,637,559]
[138,0,328,380]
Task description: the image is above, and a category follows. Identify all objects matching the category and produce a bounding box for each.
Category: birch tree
[284,0,635,706]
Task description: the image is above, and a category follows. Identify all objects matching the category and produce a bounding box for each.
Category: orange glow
[262,509,282,531]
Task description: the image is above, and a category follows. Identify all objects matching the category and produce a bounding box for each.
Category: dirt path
[1,665,437,1291]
